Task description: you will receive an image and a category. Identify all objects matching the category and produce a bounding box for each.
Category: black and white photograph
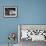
[4,6,17,17]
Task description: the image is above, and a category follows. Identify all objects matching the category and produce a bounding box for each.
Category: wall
[0,0,18,44]
[18,0,46,24]
[0,0,46,45]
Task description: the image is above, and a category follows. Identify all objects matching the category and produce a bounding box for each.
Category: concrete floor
[0,40,46,46]
[19,39,46,46]
[0,44,18,46]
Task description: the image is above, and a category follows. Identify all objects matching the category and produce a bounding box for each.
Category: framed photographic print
[4,6,17,17]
